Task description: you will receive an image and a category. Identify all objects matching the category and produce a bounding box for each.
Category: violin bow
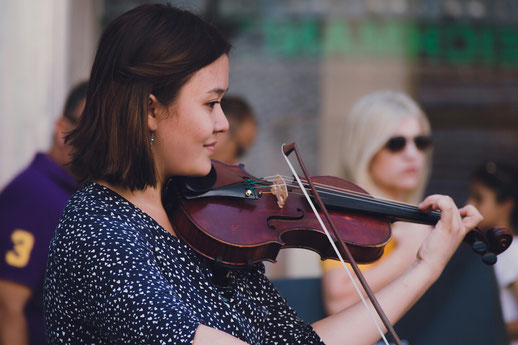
[282,142,402,345]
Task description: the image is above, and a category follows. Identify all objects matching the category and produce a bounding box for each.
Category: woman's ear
[148,94,159,131]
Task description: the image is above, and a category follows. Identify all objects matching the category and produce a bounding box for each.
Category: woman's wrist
[410,256,444,287]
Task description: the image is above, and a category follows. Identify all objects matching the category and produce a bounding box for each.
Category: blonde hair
[340,90,432,204]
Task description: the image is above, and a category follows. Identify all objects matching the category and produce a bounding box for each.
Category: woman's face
[150,54,229,179]
[467,181,511,230]
[369,117,428,199]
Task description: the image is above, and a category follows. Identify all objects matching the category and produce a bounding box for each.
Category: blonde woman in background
[322,90,434,315]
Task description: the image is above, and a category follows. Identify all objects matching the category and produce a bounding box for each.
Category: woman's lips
[404,167,418,175]
[204,142,217,153]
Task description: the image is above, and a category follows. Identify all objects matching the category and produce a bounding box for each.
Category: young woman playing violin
[44,4,483,345]
[321,91,435,315]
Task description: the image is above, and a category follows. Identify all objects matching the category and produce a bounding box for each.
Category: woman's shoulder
[65,182,110,208]
[56,183,150,241]
[63,183,124,220]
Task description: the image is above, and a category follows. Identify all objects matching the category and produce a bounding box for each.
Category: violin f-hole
[266,208,305,230]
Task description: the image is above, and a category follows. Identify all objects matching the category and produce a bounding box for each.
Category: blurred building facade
[2,0,518,278]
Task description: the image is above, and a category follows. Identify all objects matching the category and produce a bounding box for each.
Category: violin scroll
[486,227,513,255]
[464,227,513,265]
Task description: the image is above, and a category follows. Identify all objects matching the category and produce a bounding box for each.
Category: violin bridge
[271,174,288,208]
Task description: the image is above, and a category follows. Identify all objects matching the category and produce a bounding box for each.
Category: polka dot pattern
[44,183,324,344]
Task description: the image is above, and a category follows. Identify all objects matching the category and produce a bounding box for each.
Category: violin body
[162,160,391,267]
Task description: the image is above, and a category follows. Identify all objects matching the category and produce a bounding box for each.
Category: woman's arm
[322,223,431,314]
[313,195,482,345]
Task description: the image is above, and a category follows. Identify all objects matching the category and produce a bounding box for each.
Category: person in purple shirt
[0,81,87,345]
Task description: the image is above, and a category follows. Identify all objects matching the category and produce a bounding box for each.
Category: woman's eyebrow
[207,87,228,96]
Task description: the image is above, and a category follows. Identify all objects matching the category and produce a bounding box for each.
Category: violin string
[249,180,437,216]
[300,186,435,215]
[248,178,380,205]
[280,147,391,345]
[251,182,415,212]
[258,175,441,215]
[254,185,429,221]
[261,174,409,208]
[251,175,429,213]
[249,175,403,206]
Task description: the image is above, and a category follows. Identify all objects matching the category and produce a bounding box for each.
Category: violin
[162,156,512,268]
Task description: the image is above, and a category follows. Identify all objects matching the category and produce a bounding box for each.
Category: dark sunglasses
[385,135,432,153]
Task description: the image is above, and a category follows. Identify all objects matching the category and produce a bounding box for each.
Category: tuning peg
[481,252,497,265]
[471,240,487,254]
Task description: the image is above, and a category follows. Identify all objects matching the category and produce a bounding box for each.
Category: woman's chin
[192,160,213,177]
[399,184,419,195]
[398,176,420,190]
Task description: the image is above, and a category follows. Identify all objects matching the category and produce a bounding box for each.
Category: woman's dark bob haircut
[67,4,231,190]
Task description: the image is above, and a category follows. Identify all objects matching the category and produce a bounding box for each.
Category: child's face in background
[467,180,512,230]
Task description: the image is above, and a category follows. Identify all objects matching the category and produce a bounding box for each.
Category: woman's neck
[98,181,159,204]
[96,181,176,236]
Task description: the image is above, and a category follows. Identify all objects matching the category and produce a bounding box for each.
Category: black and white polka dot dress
[44,183,325,344]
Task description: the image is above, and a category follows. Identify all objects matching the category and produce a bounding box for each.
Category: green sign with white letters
[235,17,518,67]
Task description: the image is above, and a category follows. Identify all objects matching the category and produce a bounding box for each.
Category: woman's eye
[207,101,220,109]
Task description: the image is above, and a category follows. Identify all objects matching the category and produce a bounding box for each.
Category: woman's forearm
[313,259,441,345]
[322,245,416,315]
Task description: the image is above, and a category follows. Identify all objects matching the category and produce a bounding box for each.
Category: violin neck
[316,188,441,226]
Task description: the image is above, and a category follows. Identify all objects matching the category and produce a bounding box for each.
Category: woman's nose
[215,105,229,133]
[402,140,422,158]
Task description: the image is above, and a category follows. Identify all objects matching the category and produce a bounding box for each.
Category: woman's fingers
[418,195,483,235]
[458,205,483,231]
[418,195,460,233]
[418,194,455,214]
[414,194,483,276]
